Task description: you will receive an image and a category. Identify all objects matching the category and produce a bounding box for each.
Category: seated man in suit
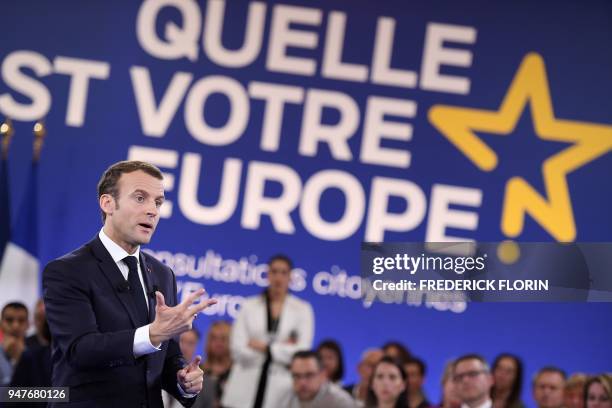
[285,351,355,408]
[43,160,217,407]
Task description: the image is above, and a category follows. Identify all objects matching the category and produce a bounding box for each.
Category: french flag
[0,161,40,313]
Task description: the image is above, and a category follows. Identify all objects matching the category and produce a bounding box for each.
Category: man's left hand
[177,355,204,394]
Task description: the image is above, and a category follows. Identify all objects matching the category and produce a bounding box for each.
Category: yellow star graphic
[428,53,612,241]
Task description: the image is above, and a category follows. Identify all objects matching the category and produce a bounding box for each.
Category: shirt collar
[99,228,140,264]
[462,399,492,408]
[312,381,330,403]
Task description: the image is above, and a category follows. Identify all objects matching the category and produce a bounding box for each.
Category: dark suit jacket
[43,236,195,408]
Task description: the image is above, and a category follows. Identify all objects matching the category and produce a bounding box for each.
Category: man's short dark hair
[406,357,427,376]
[1,302,28,319]
[291,350,323,370]
[532,366,567,386]
[97,160,163,222]
[268,254,293,270]
[453,353,490,373]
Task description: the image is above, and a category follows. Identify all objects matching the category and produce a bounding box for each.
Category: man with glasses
[285,350,354,408]
[452,354,494,408]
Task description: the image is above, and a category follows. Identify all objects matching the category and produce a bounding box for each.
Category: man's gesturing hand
[177,355,204,395]
[149,288,217,346]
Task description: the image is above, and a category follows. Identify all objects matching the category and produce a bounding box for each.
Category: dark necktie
[123,256,149,325]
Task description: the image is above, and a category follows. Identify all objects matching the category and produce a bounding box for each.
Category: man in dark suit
[43,161,216,407]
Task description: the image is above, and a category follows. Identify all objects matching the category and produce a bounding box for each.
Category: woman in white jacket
[222,255,315,408]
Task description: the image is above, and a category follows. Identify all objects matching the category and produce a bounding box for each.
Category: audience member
[565,373,588,408]
[382,341,411,365]
[491,354,525,408]
[437,361,461,408]
[285,350,354,407]
[584,374,612,408]
[345,348,384,407]
[452,354,493,408]
[202,321,232,378]
[366,356,408,408]
[222,254,314,408]
[7,317,52,408]
[9,316,51,387]
[201,320,232,404]
[0,302,29,386]
[405,357,431,408]
[316,339,345,384]
[179,328,200,361]
[533,367,566,408]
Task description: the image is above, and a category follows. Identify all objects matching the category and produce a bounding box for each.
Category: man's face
[267,259,291,297]
[358,350,383,383]
[101,170,164,253]
[533,372,565,408]
[405,362,424,393]
[291,357,325,402]
[179,331,199,362]
[0,307,29,338]
[453,359,493,406]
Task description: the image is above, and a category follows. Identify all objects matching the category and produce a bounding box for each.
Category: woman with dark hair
[584,374,612,408]
[491,353,525,408]
[316,339,345,384]
[222,254,314,408]
[366,356,409,408]
[382,341,411,365]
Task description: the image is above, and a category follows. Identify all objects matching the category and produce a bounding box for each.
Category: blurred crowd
[0,297,609,408]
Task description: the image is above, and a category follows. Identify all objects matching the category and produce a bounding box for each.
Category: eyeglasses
[453,370,487,382]
[291,372,318,381]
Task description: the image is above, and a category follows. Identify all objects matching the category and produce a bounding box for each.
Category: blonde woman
[584,374,612,408]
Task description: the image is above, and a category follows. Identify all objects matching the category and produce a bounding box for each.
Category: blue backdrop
[1,0,611,405]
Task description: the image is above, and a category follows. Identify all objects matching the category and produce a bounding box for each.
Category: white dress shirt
[462,398,493,408]
[99,228,161,357]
